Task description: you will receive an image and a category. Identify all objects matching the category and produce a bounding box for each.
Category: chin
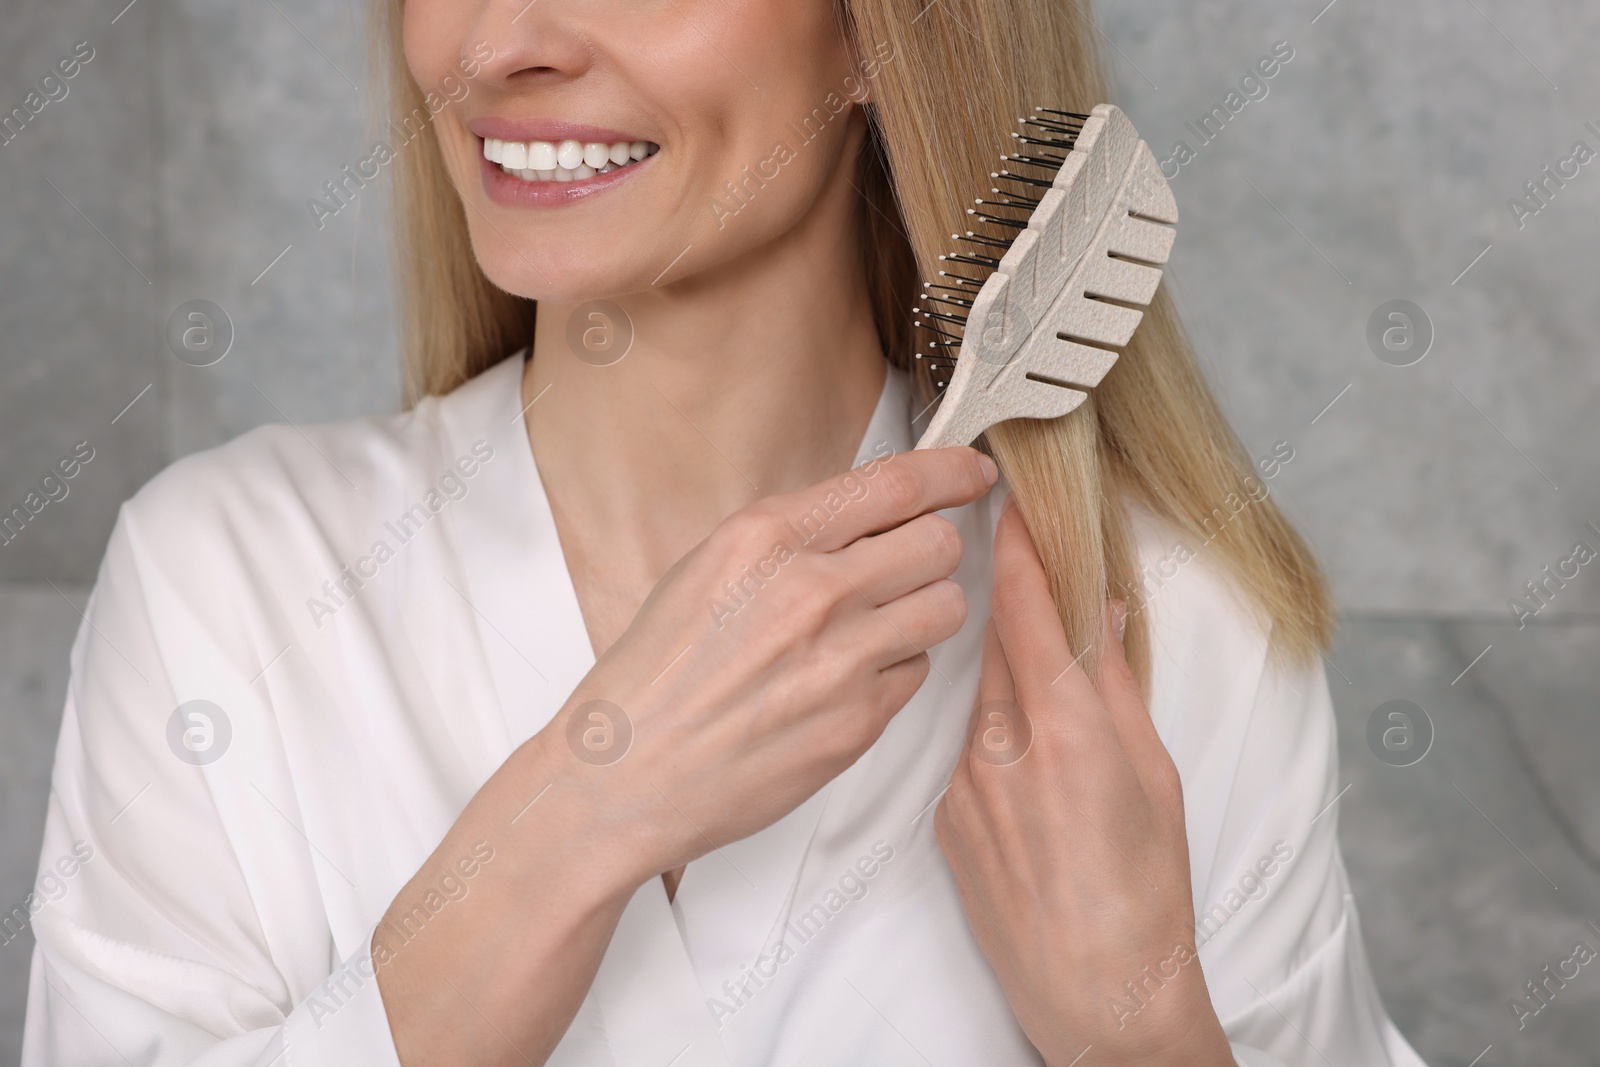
[468,240,628,303]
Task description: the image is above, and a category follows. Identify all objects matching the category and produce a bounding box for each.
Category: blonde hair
[370,0,1333,694]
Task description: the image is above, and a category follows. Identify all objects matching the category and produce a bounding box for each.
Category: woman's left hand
[934,498,1234,1067]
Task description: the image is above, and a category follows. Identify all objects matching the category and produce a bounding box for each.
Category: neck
[524,125,888,585]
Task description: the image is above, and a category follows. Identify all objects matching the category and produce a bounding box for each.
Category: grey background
[1,0,1596,1063]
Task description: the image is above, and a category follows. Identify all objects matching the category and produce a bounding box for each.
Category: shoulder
[117,406,423,600]
[1125,494,1278,727]
[130,411,404,532]
[95,355,524,649]
[1123,495,1339,887]
[119,354,521,559]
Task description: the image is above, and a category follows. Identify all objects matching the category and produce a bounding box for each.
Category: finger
[765,447,997,554]
[957,619,1009,752]
[1096,599,1174,786]
[832,513,963,605]
[989,497,1101,715]
[962,617,1013,744]
[978,614,1017,708]
[876,651,932,716]
[846,652,933,753]
[962,617,1037,770]
[842,578,968,670]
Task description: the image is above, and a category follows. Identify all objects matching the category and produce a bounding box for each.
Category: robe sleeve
[1195,637,1430,1067]
[20,495,405,1067]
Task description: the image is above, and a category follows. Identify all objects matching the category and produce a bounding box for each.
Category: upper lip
[467,117,652,145]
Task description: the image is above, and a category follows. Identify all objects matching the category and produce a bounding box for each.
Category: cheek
[402,0,469,93]
[682,13,860,225]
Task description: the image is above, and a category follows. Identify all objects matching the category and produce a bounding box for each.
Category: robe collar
[438,350,921,1066]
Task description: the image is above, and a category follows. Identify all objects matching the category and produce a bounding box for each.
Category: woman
[22,0,1427,1064]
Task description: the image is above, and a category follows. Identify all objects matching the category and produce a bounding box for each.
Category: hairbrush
[912,104,1178,450]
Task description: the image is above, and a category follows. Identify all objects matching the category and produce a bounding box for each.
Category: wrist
[1042,963,1228,1067]
[1087,978,1233,1067]
[506,713,667,898]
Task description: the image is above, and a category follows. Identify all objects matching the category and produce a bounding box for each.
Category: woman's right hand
[376,445,995,1067]
[544,444,998,887]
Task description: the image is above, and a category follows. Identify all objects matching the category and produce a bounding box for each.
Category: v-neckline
[439,349,917,1067]
[517,353,897,668]
[436,350,597,750]
[464,347,915,729]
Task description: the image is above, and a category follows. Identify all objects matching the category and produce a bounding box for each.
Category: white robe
[21,352,1428,1067]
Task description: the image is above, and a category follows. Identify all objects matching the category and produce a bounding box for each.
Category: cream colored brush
[912,104,1178,449]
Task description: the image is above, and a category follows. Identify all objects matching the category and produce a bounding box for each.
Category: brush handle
[917,394,1005,450]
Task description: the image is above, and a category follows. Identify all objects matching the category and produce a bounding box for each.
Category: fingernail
[1111,599,1128,642]
[976,452,999,485]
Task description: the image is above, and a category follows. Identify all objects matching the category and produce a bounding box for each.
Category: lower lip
[479,146,655,207]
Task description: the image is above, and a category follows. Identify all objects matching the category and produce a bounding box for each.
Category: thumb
[1097,598,1169,772]
[966,616,1033,768]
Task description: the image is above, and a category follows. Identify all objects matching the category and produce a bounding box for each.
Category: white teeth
[483,137,654,166]
[556,139,585,170]
[485,135,658,183]
[529,141,558,170]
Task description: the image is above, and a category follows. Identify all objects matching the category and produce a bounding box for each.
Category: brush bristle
[913,107,1088,392]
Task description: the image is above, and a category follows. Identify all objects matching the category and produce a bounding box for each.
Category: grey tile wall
[1,0,165,585]
[1,0,400,589]
[157,0,399,460]
[1331,617,1600,1066]
[1106,0,1600,618]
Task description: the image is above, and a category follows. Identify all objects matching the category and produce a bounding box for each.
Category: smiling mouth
[482,136,660,182]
